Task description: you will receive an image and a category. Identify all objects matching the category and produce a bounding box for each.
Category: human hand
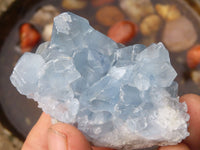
[159,94,200,150]
[22,94,200,150]
[21,112,113,150]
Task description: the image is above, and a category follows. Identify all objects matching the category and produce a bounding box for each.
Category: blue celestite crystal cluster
[10,12,189,150]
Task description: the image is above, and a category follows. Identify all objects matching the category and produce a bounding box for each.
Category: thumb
[48,122,91,150]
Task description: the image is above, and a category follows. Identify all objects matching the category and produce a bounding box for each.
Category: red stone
[187,45,200,69]
[107,20,137,44]
[20,23,41,53]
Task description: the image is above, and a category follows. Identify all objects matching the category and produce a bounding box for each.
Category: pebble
[162,16,197,52]
[30,5,59,27]
[107,20,137,44]
[0,0,14,15]
[19,23,41,53]
[91,0,114,7]
[25,117,32,126]
[191,70,200,84]
[140,14,161,36]
[96,5,125,26]
[187,45,200,69]
[62,0,87,10]
[120,0,154,23]
[155,4,181,21]
[42,23,53,41]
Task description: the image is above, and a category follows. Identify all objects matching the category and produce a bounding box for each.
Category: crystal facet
[10,12,189,150]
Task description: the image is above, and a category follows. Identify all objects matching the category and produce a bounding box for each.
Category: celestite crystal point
[10,12,190,150]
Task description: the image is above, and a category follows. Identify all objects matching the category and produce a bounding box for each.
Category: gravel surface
[0,122,23,150]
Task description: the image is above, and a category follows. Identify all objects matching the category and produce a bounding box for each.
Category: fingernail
[48,127,68,150]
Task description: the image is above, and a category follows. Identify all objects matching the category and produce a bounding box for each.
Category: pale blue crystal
[10,12,189,150]
[10,53,45,96]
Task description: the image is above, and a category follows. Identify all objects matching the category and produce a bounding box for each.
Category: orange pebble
[187,45,200,69]
[96,6,124,26]
[107,21,137,44]
[91,0,114,7]
[20,23,41,53]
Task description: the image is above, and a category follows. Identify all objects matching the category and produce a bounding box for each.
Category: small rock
[42,23,53,41]
[120,0,154,23]
[25,117,32,126]
[162,16,197,52]
[140,14,161,36]
[91,0,114,7]
[96,5,125,26]
[107,20,137,44]
[0,0,15,15]
[191,70,200,84]
[2,128,11,136]
[30,5,59,26]
[155,4,181,21]
[20,23,41,53]
[187,45,200,69]
[62,0,87,10]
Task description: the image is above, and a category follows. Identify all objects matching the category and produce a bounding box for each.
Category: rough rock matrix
[10,12,189,150]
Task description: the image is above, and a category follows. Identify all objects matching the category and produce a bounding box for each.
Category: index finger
[22,112,51,150]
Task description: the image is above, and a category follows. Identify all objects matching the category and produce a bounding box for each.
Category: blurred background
[1,0,200,149]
